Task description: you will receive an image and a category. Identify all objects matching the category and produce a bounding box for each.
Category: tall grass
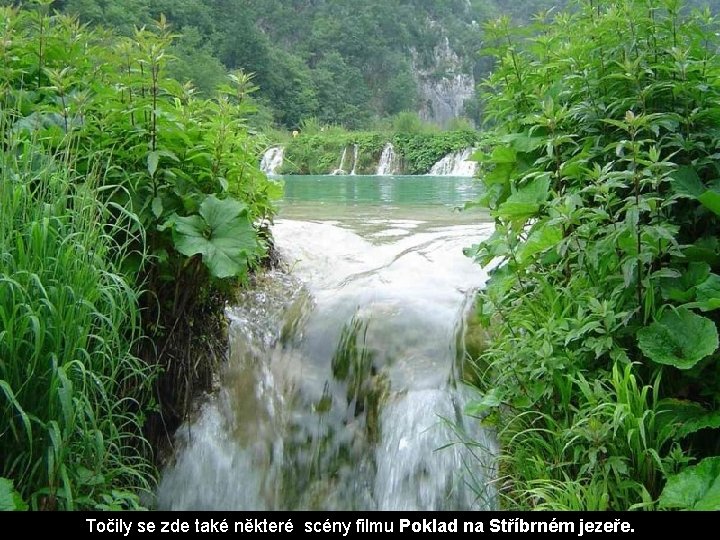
[0,144,156,509]
[485,364,673,509]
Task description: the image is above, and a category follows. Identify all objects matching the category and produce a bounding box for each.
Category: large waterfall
[376,143,399,175]
[429,148,477,177]
[260,147,284,175]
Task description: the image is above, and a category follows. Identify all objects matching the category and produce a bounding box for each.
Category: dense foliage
[36,0,574,129]
[0,152,153,510]
[281,126,479,175]
[467,0,720,509]
[0,2,278,508]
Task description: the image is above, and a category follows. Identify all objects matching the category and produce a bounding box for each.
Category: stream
[157,174,497,510]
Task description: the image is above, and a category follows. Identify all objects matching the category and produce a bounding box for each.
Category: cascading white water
[429,147,477,176]
[332,147,349,175]
[376,143,399,175]
[260,147,284,175]
[157,176,497,511]
[375,386,495,510]
[350,144,359,176]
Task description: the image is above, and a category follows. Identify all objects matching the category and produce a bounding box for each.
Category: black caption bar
[2,511,708,538]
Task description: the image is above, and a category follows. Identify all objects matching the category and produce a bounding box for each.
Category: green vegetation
[7,0,720,513]
[0,151,152,510]
[466,0,720,509]
[42,0,573,129]
[394,130,479,175]
[281,126,479,175]
[1,2,279,508]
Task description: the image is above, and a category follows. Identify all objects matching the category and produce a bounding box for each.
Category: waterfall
[376,143,399,176]
[429,147,477,177]
[350,144,359,176]
[331,147,349,175]
[260,147,284,176]
[157,212,498,510]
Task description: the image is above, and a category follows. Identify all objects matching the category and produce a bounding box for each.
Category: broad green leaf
[661,262,710,303]
[501,133,544,153]
[517,223,562,264]
[698,190,720,216]
[496,200,540,220]
[657,399,720,438]
[637,308,718,369]
[678,410,720,438]
[686,274,720,311]
[490,146,517,164]
[172,214,207,254]
[483,162,514,186]
[147,151,159,178]
[684,236,720,266]
[670,166,704,198]
[0,478,27,511]
[496,177,551,221]
[465,388,503,416]
[659,457,720,510]
[697,274,720,302]
[151,197,163,219]
[172,195,260,279]
[198,195,247,229]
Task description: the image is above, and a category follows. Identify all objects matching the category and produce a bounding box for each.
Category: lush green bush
[390,111,434,134]
[0,2,280,507]
[393,130,478,174]
[2,5,279,283]
[280,129,479,175]
[467,0,720,510]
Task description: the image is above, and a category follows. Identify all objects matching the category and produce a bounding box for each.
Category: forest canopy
[21,0,575,129]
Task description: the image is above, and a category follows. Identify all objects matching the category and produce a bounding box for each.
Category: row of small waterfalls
[260,144,478,177]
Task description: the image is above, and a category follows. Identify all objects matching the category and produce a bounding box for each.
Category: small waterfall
[375,387,496,510]
[260,147,284,176]
[429,148,477,177]
[350,144,359,176]
[376,143,399,176]
[332,147,349,175]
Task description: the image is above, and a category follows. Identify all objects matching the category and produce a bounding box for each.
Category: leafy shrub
[0,2,280,507]
[393,130,478,174]
[466,0,720,509]
[391,111,432,134]
[281,129,479,174]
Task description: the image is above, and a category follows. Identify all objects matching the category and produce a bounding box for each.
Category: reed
[0,143,155,509]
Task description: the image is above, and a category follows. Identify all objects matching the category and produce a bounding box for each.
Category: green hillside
[44,0,571,129]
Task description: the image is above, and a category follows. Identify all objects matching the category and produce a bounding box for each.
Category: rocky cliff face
[413,35,476,128]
